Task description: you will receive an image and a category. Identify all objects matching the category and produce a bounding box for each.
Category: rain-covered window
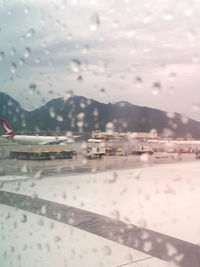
[0,1,200,267]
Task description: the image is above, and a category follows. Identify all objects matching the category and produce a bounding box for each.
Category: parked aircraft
[0,119,77,145]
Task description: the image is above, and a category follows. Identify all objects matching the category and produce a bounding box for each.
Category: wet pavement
[0,152,196,179]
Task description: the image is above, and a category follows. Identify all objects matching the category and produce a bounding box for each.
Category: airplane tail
[0,119,16,136]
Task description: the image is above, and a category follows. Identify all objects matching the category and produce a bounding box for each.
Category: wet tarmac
[0,152,196,179]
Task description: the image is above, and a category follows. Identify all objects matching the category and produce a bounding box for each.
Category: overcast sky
[1,0,200,121]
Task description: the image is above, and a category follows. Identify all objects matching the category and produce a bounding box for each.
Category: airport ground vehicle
[132,145,154,155]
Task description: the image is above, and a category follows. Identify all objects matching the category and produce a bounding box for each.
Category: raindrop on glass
[135,76,143,87]
[152,82,161,95]
[90,13,100,31]
[163,10,173,21]
[166,112,175,119]
[26,28,35,38]
[29,83,37,94]
[21,214,27,223]
[106,122,114,134]
[70,59,81,72]
[19,58,25,66]
[102,245,112,256]
[24,47,31,58]
[24,7,29,14]
[181,115,189,124]
[0,51,5,61]
[10,48,16,55]
[140,153,149,163]
[54,236,61,242]
[56,115,63,122]
[49,107,56,118]
[10,63,16,74]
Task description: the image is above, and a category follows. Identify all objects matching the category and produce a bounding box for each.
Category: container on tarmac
[10,148,76,160]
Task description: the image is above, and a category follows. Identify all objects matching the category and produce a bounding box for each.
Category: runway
[0,152,196,179]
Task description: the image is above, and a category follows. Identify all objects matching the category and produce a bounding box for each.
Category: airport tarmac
[0,152,196,179]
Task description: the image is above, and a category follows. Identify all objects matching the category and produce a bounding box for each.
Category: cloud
[1,0,200,121]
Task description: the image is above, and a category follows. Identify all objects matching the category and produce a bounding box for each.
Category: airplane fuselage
[1,135,72,145]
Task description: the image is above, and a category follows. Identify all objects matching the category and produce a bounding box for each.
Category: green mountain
[1,91,200,138]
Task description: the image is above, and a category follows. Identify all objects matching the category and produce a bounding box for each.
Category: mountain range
[1,91,200,138]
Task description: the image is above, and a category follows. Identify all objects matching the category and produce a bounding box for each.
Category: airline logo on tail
[0,119,16,136]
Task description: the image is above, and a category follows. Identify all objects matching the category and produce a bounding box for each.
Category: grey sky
[1,0,200,121]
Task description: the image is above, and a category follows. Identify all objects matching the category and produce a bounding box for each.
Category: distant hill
[1,91,200,138]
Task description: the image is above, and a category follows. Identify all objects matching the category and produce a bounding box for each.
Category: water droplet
[68,218,75,225]
[70,59,80,72]
[93,108,98,116]
[106,122,114,134]
[0,51,5,60]
[112,20,119,28]
[41,205,47,214]
[21,164,27,173]
[77,112,85,120]
[21,214,27,223]
[166,242,177,256]
[38,218,44,226]
[10,48,16,55]
[80,102,86,109]
[107,172,118,183]
[35,57,40,64]
[135,76,143,87]
[19,58,25,66]
[24,7,29,14]
[100,88,105,95]
[56,115,63,122]
[67,33,72,40]
[90,13,100,31]
[8,10,13,16]
[34,170,42,179]
[64,90,74,101]
[29,83,37,92]
[152,82,161,95]
[140,153,149,163]
[166,112,175,119]
[162,128,174,138]
[10,63,16,74]
[49,107,56,118]
[186,30,196,42]
[127,30,135,38]
[26,28,35,38]
[185,9,193,17]
[24,47,31,58]
[181,115,189,124]
[77,75,83,81]
[54,236,61,242]
[102,245,112,256]
[163,11,173,21]
[77,121,84,128]
[82,45,89,54]
[143,241,152,252]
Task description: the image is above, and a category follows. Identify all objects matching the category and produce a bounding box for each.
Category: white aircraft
[0,119,78,145]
